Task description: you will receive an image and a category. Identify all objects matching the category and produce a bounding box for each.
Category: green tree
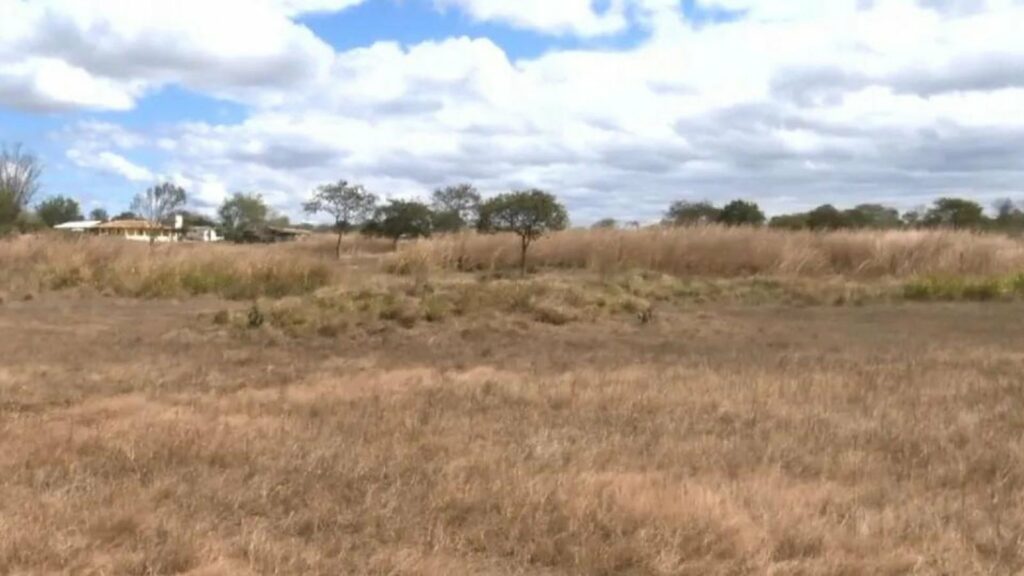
[304,180,377,258]
[591,218,618,230]
[111,211,138,221]
[806,204,847,230]
[478,189,569,276]
[843,204,902,229]
[922,197,986,230]
[89,208,109,222]
[431,183,481,233]
[0,143,42,232]
[664,200,720,226]
[717,200,765,227]
[769,213,809,230]
[36,196,82,227]
[131,183,187,227]
[218,193,268,241]
[365,200,434,248]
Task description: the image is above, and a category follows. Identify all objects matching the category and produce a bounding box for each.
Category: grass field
[2,231,1023,575]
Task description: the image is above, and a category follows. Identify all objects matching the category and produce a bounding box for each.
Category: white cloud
[28,0,1024,220]
[67,149,154,182]
[433,0,630,36]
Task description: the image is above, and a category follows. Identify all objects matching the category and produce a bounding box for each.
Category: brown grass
[2,232,1024,574]
[399,226,1024,278]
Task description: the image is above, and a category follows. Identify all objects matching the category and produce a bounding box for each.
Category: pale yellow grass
[399,226,1024,278]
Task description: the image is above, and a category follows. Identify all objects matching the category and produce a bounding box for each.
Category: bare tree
[130,182,187,242]
[0,143,42,228]
[131,183,187,224]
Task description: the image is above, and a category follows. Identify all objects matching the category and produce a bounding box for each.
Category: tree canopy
[130,183,187,226]
[431,183,481,233]
[0,144,42,230]
[717,200,765,227]
[365,200,434,246]
[219,193,269,241]
[664,201,721,226]
[478,189,569,275]
[89,208,109,222]
[36,196,82,227]
[304,180,377,257]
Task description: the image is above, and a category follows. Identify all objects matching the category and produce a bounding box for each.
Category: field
[2,230,1024,575]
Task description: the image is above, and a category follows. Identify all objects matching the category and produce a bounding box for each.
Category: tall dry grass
[0,234,340,299]
[401,226,1024,278]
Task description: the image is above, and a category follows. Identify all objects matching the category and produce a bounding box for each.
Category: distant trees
[304,180,377,258]
[431,184,481,233]
[111,211,138,221]
[36,196,82,227]
[592,218,618,230]
[664,199,764,227]
[718,200,765,227]
[922,197,985,230]
[131,182,187,227]
[219,193,268,241]
[364,200,434,247]
[478,190,568,276]
[89,208,109,222]
[0,143,42,232]
[664,201,720,226]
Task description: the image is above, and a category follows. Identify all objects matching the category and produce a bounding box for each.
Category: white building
[54,220,101,233]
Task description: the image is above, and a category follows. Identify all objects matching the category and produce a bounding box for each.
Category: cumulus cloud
[432,0,630,37]
[19,0,1024,221]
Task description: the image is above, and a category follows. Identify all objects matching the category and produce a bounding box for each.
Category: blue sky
[2,0,1023,223]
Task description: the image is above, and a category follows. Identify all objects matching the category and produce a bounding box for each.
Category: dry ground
[2,278,1024,575]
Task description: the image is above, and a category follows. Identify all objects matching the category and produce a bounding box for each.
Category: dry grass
[399,226,1024,278]
[0,234,350,299]
[2,292,1023,574]
[2,231,1024,574]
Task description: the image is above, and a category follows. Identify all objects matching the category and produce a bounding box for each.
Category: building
[94,219,183,243]
[184,226,222,243]
[54,220,101,233]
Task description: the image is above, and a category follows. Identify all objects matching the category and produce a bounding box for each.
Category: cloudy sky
[2,0,1023,223]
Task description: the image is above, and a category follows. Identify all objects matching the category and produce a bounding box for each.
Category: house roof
[54,220,101,230]
[97,219,172,231]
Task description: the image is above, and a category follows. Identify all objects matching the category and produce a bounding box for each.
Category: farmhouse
[94,219,183,243]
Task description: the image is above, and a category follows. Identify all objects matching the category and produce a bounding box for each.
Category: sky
[2,0,1024,224]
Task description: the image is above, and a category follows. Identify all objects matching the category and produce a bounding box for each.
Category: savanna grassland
[2,228,1024,575]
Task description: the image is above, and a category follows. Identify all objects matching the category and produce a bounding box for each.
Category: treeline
[659,197,1024,232]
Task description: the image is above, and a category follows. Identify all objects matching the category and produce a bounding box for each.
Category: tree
[304,180,377,258]
[478,189,569,276]
[922,197,986,230]
[36,196,82,227]
[218,193,268,241]
[365,200,433,248]
[592,218,618,230]
[993,199,1024,232]
[769,213,809,230]
[717,200,765,227]
[0,143,42,230]
[89,208,109,222]
[805,204,847,231]
[131,182,187,226]
[111,211,138,221]
[843,204,901,229]
[431,184,481,233]
[664,200,720,226]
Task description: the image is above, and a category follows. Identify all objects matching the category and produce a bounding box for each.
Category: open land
[2,230,1023,575]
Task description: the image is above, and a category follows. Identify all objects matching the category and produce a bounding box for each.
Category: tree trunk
[335,230,343,260]
[520,236,529,278]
